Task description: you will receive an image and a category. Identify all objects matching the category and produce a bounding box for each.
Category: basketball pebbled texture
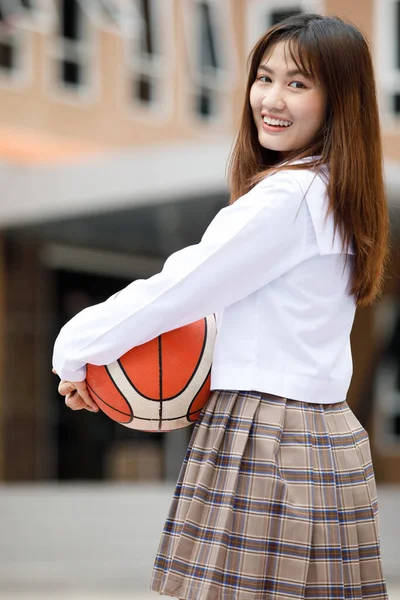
[86,314,217,432]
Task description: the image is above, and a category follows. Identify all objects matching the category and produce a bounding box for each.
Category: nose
[261,85,286,112]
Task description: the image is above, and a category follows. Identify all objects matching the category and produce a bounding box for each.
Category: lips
[261,120,292,135]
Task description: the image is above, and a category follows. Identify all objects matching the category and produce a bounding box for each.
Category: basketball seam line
[115,317,211,401]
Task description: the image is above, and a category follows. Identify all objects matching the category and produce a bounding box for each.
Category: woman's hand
[54,372,99,413]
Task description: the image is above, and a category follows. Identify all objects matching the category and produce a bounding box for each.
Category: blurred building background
[0,0,399,596]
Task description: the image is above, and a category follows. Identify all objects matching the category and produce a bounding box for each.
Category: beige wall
[0,2,240,148]
[325,0,373,39]
[0,1,397,162]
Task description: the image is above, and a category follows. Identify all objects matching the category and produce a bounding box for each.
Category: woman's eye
[290,81,307,89]
[258,75,271,83]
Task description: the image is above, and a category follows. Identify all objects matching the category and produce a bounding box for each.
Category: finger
[52,368,57,375]
[65,392,96,412]
[74,381,99,412]
[65,391,86,410]
[58,380,75,396]
[80,390,98,411]
[65,391,98,413]
[84,404,99,412]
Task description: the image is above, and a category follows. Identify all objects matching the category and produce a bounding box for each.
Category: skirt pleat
[150,391,388,600]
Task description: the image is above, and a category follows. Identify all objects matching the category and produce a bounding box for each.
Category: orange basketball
[86,315,217,432]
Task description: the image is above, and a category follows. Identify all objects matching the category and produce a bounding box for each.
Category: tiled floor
[0,584,400,599]
[1,485,398,599]
[0,593,154,599]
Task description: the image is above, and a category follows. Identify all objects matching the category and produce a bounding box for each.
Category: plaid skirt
[150,391,388,600]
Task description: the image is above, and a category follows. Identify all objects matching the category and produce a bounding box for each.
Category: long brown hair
[228,14,389,306]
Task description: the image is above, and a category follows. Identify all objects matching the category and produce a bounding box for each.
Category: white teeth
[263,116,292,127]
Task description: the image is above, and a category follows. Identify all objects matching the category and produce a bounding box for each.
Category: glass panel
[61,0,81,41]
[131,1,159,105]
[396,0,400,69]
[198,1,218,70]
[394,93,400,114]
[135,74,153,102]
[196,88,212,117]
[138,0,154,56]
[61,59,81,85]
[0,42,14,70]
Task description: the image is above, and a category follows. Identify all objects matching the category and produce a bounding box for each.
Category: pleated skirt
[150,391,388,600]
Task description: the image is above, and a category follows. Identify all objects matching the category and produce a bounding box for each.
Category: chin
[258,139,290,153]
[257,133,292,153]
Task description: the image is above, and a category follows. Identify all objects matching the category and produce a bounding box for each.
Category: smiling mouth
[263,116,293,128]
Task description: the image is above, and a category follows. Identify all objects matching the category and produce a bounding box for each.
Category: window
[0,0,26,80]
[100,0,119,25]
[395,93,400,115]
[375,0,400,119]
[134,0,155,103]
[97,0,135,33]
[0,0,34,18]
[194,1,220,118]
[0,33,16,74]
[395,0,400,114]
[53,0,94,92]
[0,0,36,25]
[60,0,83,86]
[183,0,233,123]
[247,0,324,52]
[126,0,171,111]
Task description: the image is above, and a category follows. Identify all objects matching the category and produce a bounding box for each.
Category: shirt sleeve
[52,171,309,381]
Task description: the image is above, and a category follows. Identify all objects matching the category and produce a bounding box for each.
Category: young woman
[53,13,389,600]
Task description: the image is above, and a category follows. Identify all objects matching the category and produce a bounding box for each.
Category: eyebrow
[258,64,308,78]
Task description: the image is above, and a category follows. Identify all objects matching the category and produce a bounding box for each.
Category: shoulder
[247,168,325,230]
[251,168,309,209]
[255,164,328,200]
[269,165,353,256]
[254,163,353,256]
[262,165,328,194]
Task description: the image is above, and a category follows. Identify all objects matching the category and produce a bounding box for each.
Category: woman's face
[250,41,326,156]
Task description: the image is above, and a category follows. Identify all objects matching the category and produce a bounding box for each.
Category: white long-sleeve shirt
[53,159,356,404]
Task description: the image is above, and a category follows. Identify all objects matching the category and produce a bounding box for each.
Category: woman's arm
[52,172,309,381]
